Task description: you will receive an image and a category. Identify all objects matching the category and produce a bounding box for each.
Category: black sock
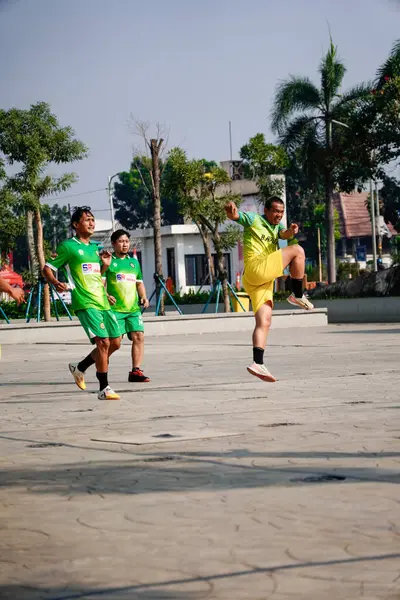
[291,278,303,298]
[78,353,96,373]
[253,347,264,365]
[96,371,108,391]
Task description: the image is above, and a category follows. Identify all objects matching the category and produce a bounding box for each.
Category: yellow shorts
[242,249,284,314]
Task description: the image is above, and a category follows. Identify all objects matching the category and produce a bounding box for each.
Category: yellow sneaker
[98,386,120,400]
[68,362,86,390]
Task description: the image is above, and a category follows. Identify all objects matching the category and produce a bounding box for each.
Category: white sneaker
[69,362,86,390]
[98,386,120,401]
[247,362,276,383]
[287,293,314,310]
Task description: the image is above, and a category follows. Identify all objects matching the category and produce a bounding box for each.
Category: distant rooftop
[334,191,398,239]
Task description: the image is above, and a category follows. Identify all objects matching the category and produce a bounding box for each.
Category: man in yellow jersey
[225,196,313,383]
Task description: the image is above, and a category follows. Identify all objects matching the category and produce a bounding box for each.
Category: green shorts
[75,308,121,343]
[113,311,144,339]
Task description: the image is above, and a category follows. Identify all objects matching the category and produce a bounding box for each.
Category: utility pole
[317,226,322,282]
[229,121,233,162]
[370,179,378,272]
[375,180,382,257]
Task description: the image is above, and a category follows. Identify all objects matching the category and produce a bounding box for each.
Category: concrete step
[0,309,327,344]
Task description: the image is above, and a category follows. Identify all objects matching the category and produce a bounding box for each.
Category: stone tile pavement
[0,324,399,599]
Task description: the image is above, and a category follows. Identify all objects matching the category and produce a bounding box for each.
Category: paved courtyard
[0,323,399,600]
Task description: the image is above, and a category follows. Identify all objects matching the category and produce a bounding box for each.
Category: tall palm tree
[271,40,369,283]
[376,39,400,88]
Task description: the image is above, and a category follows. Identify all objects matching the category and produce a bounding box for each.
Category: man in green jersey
[104,229,150,383]
[43,206,122,400]
[225,196,313,383]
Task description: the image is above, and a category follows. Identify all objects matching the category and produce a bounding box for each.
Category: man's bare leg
[94,336,120,399]
[70,336,121,390]
[128,331,150,382]
[247,301,276,383]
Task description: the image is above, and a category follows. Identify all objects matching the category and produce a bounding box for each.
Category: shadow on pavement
[1,553,399,599]
[0,447,399,496]
[327,328,400,335]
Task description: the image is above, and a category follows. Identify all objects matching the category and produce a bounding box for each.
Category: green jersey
[105,255,143,313]
[45,237,109,312]
[237,211,285,264]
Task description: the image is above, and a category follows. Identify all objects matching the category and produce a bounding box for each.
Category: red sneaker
[128,369,150,383]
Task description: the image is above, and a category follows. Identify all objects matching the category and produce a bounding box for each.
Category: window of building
[185,255,207,286]
[167,247,176,285]
[185,253,231,286]
[135,250,142,268]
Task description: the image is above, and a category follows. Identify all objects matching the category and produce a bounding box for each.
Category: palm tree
[376,39,400,88]
[271,39,369,283]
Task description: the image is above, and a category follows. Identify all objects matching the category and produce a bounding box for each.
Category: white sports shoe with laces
[287,293,314,310]
[98,385,120,400]
[247,362,276,383]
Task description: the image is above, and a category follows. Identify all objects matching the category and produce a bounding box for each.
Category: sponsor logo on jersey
[82,263,101,274]
[116,273,136,283]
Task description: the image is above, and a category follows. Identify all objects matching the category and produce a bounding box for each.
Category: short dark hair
[111,229,130,243]
[71,206,94,229]
[264,196,284,210]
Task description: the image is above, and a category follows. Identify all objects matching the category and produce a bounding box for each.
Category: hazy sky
[1,0,399,218]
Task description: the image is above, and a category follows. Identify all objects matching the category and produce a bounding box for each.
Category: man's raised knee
[293,244,305,258]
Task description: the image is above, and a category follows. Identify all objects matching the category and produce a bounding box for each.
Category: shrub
[337,262,360,281]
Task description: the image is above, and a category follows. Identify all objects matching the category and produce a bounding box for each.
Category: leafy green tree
[283,148,325,225]
[167,148,242,312]
[113,156,183,230]
[303,203,341,262]
[0,102,87,320]
[335,40,400,191]
[271,39,369,283]
[42,203,71,251]
[379,176,400,232]
[0,186,24,257]
[239,133,288,200]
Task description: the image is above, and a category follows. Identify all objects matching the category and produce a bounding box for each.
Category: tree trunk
[325,120,336,284]
[34,208,51,322]
[213,233,230,313]
[195,220,215,286]
[324,176,336,284]
[26,210,39,279]
[150,138,164,315]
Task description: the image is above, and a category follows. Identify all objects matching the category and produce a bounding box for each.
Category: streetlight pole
[317,226,322,282]
[370,179,378,272]
[108,173,119,232]
[375,180,382,257]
